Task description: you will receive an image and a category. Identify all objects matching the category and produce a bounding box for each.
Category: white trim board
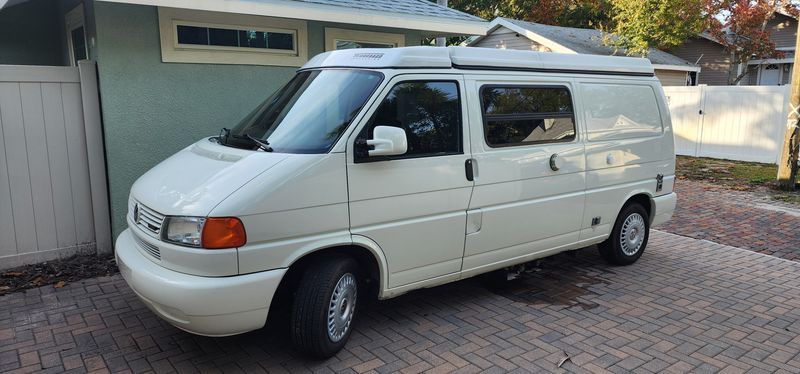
[325,28,405,51]
[98,0,488,36]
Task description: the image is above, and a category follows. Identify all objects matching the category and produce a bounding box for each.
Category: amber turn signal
[201,217,247,249]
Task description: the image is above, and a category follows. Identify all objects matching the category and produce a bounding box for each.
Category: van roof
[300,46,655,76]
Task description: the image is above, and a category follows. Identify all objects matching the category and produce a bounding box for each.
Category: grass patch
[676,156,777,190]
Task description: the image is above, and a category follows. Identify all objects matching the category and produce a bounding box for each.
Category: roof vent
[353,52,385,60]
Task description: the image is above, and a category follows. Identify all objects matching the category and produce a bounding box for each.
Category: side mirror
[367,126,407,157]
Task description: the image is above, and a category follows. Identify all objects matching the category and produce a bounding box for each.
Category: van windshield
[221,69,383,153]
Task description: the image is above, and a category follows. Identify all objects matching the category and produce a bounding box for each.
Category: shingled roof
[473,18,698,71]
[287,0,483,22]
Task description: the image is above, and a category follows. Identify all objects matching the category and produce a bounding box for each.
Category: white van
[115,46,676,357]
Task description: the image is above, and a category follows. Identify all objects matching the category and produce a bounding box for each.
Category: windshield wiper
[245,134,273,152]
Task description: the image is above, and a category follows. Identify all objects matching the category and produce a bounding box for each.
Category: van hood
[130,138,289,216]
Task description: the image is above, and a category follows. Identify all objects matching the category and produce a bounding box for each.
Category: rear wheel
[291,257,359,358]
[598,203,649,265]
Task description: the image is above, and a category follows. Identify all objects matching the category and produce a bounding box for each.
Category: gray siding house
[670,12,797,86]
[0,0,486,240]
[470,18,700,86]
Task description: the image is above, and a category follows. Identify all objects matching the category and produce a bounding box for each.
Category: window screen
[357,81,462,160]
[177,25,295,51]
[480,86,576,147]
[581,83,663,141]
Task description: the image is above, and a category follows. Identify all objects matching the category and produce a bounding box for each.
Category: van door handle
[465,159,474,181]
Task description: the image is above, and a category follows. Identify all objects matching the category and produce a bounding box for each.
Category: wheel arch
[272,235,389,308]
[619,190,655,223]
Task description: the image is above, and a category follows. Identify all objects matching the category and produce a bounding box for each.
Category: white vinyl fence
[0,62,111,269]
[664,85,790,164]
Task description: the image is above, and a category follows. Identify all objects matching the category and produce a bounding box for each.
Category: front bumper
[652,192,677,226]
[115,229,287,337]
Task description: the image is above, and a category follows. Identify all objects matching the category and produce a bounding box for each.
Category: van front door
[461,80,586,274]
[346,76,473,289]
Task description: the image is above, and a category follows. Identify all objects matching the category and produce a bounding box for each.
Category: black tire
[598,203,650,265]
[291,257,359,358]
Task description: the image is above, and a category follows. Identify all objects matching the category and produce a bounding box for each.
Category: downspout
[436,0,447,47]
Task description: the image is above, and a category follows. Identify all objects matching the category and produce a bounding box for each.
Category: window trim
[354,80,464,164]
[479,84,578,149]
[65,4,88,67]
[173,20,299,55]
[158,7,308,67]
[325,28,405,51]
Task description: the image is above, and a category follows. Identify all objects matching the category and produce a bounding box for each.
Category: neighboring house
[0,0,486,240]
[670,12,797,86]
[469,18,700,86]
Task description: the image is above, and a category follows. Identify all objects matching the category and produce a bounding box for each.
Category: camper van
[115,46,676,357]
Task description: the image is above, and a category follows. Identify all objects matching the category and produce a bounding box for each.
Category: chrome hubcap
[327,273,357,343]
[620,213,646,256]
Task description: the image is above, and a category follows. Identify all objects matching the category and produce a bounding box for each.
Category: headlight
[161,216,246,249]
[162,216,205,247]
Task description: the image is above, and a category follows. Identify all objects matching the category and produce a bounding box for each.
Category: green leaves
[609,0,708,56]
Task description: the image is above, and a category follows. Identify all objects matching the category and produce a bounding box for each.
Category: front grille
[133,233,161,260]
[132,202,165,235]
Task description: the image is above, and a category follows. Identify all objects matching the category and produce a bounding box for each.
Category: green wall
[0,0,63,65]
[93,2,422,238]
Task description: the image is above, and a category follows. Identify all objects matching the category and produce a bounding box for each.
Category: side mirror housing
[367,126,408,157]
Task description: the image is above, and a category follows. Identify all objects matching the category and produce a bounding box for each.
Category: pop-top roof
[301,46,655,76]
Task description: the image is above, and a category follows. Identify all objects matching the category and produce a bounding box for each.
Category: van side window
[356,81,462,160]
[581,83,663,141]
[480,86,576,148]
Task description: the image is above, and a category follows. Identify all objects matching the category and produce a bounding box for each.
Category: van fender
[618,188,655,222]
[350,234,390,299]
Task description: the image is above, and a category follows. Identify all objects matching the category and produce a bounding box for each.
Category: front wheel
[291,257,359,358]
[598,203,650,265]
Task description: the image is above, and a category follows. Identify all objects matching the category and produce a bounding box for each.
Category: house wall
[655,69,689,86]
[93,2,423,238]
[0,0,63,65]
[768,13,797,49]
[472,26,545,51]
[671,38,732,86]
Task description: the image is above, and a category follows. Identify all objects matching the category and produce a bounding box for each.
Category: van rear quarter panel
[577,78,676,242]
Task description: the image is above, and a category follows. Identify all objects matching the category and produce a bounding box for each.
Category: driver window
[356,81,462,160]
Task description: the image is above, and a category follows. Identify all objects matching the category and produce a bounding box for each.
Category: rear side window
[581,83,663,141]
[480,86,576,147]
[356,81,462,160]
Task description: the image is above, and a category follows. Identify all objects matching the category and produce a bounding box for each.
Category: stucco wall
[0,0,63,65]
[93,2,422,238]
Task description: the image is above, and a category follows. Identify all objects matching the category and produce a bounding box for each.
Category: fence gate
[0,61,111,270]
[664,85,790,164]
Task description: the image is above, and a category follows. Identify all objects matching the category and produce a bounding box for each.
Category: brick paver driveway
[658,179,800,261]
[2,230,800,373]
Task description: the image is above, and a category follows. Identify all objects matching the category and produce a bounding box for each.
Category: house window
[325,28,405,51]
[65,4,88,66]
[158,7,308,66]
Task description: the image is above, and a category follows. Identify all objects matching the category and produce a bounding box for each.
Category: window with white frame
[158,7,308,66]
[65,4,88,66]
[325,28,405,51]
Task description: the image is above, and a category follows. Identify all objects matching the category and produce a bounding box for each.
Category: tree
[447,0,611,29]
[707,0,798,85]
[609,0,710,56]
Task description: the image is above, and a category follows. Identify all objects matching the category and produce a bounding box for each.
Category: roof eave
[651,63,700,72]
[96,0,488,36]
